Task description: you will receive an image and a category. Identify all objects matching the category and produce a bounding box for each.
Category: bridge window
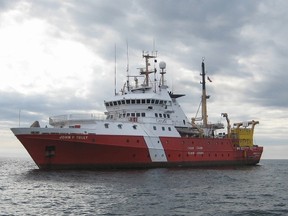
[121,100,125,104]
[109,102,113,106]
[131,99,135,104]
[113,101,117,106]
[155,100,159,104]
[137,99,141,104]
[105,102,109,106]
[147,99,151,104]
[126,100,131,104]
[117,101,121,105]
[142,99,146,104]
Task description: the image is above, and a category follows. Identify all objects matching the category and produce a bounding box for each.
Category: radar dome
[159,61,166,69]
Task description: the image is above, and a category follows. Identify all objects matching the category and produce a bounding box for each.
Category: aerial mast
[142,51,157,86]
[201,59,208,127]
[126,40,130,91]
[114,44,117,95]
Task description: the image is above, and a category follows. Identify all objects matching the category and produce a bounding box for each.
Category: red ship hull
[15,133,263,169]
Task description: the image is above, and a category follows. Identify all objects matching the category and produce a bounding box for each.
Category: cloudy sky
[0,0,287,159]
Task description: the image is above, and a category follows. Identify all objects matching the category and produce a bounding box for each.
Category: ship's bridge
[104,89,174,124]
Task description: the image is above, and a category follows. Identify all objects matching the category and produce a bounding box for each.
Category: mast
[142,51,157,86]
[114,44,117,95]
[201,59,208,127]
[126,41,130,91]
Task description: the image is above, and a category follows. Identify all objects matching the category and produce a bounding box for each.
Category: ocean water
[0,158,287,216]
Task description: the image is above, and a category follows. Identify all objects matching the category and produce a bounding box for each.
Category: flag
[207,76,212,82]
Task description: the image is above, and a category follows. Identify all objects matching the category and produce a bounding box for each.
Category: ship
[11,51,263,169]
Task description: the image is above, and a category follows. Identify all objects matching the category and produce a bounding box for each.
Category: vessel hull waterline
[12,129,263,170]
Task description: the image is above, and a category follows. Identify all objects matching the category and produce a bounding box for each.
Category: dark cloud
[0,0,18,11]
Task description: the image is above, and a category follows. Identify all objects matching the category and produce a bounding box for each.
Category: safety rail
[49,113,106,126]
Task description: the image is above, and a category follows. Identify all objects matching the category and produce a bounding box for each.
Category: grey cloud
[1,0,288,138]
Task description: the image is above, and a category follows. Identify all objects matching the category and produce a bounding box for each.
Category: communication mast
[141,51,157,86]
[201,59,209,127]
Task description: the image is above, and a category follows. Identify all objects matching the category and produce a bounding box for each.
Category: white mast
[114,44,117,95]
[126,40,130,92]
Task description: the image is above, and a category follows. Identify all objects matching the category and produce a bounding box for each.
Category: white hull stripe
[144,136,167,162]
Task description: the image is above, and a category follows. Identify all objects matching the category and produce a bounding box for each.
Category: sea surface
[0,158,287,216]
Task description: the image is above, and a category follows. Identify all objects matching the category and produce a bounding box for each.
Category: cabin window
[159,113,163,118]
[104,123,109,128]
[167,114,170,118]
[123,113,126,118]
[162,127,165,131]
[133,125,137,129]
[131,99,135,104]
[155,100,159,104]
[168,127,171,131]
[136,113,140,117]
[118,124,122,129]
[163,114,167,118]
[117,101,121,105]
[151,99,155,104]
[159,100,163,104]
[127,113,130,117]
[155,113,158,117]
[121,100,125,104]
[183,120,186,125]
[147,99,151,104]
[131,113,135,117]
[141,113,145,117]
[153,126,157,130]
